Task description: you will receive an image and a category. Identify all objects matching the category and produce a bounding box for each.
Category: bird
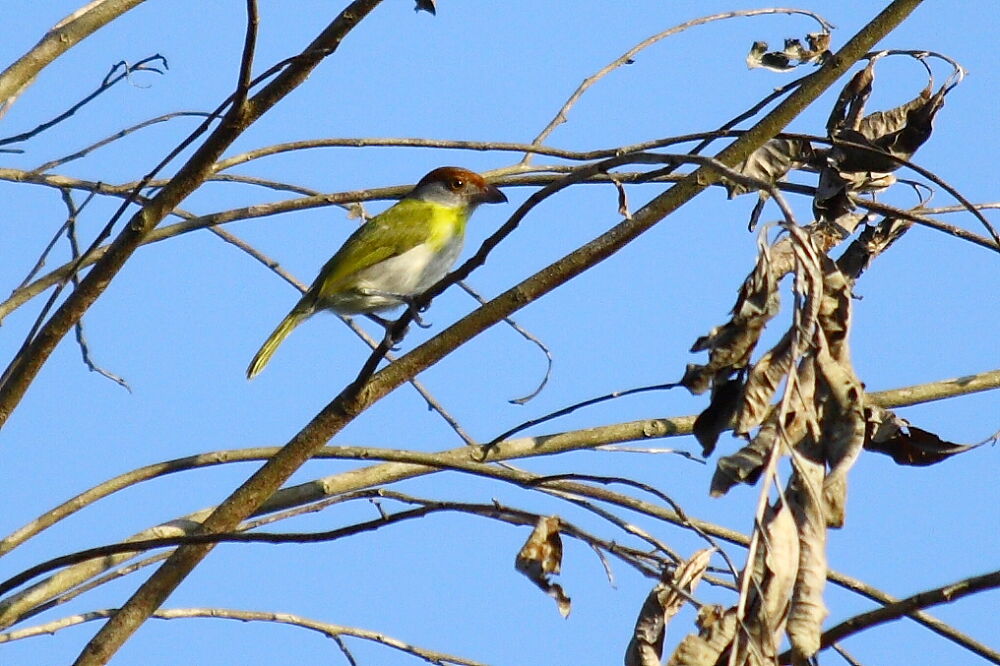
[246,166,507,379]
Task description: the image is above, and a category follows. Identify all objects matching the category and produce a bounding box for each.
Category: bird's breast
[340,234,464,312]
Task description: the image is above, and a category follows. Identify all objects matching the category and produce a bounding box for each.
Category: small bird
[246,166,507,379]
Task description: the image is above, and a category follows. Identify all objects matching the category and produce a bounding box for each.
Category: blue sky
[0,1,997,664]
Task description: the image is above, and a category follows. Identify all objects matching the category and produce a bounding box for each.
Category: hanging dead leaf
[858,81,932,141]
[826,59,876,134]
[725,138,814,198]
[836,215,913,281]
[683,228,780,397]
[515,515,570,617]
[731,498,801,665]
[863,405,983,465]
[759,501,799,640]
[787,454,829,660]
[611,176,632,219]
[692,376,744,456]
[733,332,794,435]
[828,53,956,174]
[625,549,714,666]
[710,420,773,496]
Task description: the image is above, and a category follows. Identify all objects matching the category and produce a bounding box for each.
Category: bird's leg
[400,295,432,329]
[358,288,433,329]
[365,313,407,351]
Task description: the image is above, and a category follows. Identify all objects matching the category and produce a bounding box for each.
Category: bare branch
[0,0,151,116]
[0,55,169,147]
[522,8,834,162]
[779,569,1000,664]
[0,607,488,666]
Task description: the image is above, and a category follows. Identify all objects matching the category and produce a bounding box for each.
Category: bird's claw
[402,297,432,328]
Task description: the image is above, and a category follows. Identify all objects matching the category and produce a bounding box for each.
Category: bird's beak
[479,183,507,204]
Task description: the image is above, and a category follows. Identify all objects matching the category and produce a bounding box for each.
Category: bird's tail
[246,308,309,379]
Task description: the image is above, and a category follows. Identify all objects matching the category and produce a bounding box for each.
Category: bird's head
[408,166,507,210]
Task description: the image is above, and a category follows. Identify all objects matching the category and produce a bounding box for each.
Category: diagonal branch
[779,569,1000,664]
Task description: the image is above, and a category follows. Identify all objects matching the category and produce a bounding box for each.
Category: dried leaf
[612,177,632,219]
[826,60,875,134]
[746,32,830,72]
[812,167,855,227]
[666,605,738,666]
[806,32,831,57]
[733,499,801,665]
[863,405,982,465]
[829,59,952,174]
[726,138,814,198]
[815,262,864,527]
[836,215,913,281]
[515,515,570,617]
[413,0,436,14]
[344,202,365,220]
[692,377,744,456]
[786,457,829,660]
[684,230,780,396]
[734,332,794,434]
[625,549,714,666]
[858,81,932,141]
[759,501,799,639]
[710,420,773,496]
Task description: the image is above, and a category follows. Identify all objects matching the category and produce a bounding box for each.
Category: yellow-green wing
[312,199,454,296]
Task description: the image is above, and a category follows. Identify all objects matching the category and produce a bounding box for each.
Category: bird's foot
[401,297,432,329]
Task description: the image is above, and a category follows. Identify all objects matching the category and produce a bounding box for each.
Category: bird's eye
[449,178,464,190]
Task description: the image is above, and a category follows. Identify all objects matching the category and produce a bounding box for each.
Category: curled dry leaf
[692,377,743,457]
[863,405,983,465]
[787,453,829,660]
[612,176,633,220]
[746,32,830,72]
[515,515,570,618]
[666,605,738,666]
[683,227,779,399]
[758,500,800,646]
[827,52,957,176]
[624,548,714,666]
[814,260,864,527]
[729,498,801,665]
[725,138,815,198]
[710,419,774,496]
[827,59,875,134]
[733,331,794,435]
[836,215,913,281]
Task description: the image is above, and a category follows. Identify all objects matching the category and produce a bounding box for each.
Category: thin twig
[457,281,553,404]
[0,55,168,147]
[486,382,680,447]
[31,112,213,173]
[522,8,833,163]
[0,608,487,666]
[61,191,131,391]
